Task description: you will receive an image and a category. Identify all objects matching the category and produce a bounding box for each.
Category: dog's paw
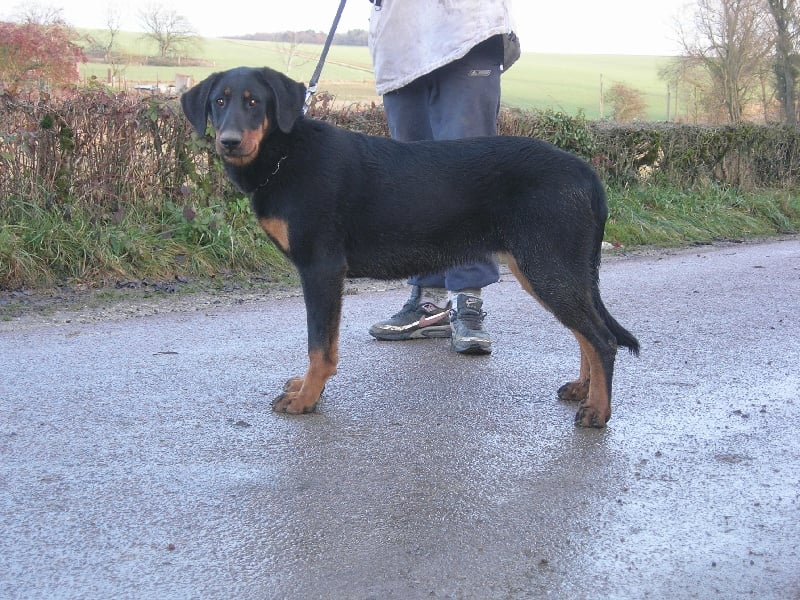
[271,392,319,414]
[574,403,610,428]
[272,376,324,414]
[283,377,304,394]
[558,379,590,402]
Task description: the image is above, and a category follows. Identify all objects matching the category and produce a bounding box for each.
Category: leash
[303,0,348,114]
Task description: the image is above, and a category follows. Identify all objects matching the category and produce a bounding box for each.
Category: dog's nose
[219,134,242,150]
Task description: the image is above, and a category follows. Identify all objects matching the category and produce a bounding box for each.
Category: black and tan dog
[180,66,639,428]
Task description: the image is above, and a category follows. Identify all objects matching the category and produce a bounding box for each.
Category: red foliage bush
[0,21,86,93]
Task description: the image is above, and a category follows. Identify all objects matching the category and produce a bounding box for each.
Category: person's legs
[370,37,504,351]
[429,35,503,141]
[369,77,451,341]
[382,77,434,142]
[428,36,504,354]
[431,34,503,294]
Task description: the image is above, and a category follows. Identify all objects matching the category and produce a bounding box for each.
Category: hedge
[2,89,799,216]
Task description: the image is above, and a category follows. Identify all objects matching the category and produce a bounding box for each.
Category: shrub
[0,21,86,93]
[590,121,800,189]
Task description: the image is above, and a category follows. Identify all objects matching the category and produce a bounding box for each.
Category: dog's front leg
[272,262,345,414]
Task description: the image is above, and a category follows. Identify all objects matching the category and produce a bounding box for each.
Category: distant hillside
[76,29,675,120]
[230,29,368,46]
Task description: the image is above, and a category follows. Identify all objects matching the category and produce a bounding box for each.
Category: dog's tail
[597,296,640,356]
[591,176,640,356]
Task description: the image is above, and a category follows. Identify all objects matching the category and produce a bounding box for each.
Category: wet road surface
[1,239,799,598]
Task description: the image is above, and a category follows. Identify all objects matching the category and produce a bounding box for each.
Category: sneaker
[450,294,492,354]
[369,286,451,341]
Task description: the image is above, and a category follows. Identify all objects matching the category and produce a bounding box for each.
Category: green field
[78,30,675,121]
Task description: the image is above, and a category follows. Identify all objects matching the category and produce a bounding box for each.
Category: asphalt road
[1,238,799,599]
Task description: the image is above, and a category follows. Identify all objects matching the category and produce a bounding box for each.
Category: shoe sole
[452,340,492,355]
[369,325,452,341]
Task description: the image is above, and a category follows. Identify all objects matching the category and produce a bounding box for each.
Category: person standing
[366,0,520,355]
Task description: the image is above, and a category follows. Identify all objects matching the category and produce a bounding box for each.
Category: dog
[180,66,639,428]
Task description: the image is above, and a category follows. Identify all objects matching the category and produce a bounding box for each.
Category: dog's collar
[254,153,288,192]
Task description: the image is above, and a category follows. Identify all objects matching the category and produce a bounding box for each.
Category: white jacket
[368,0,520,96]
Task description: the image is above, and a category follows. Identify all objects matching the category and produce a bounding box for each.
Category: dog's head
[180,66,306,167]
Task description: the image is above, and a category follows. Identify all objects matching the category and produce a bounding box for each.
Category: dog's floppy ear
[260,68,307,134]
[180,72,221,136]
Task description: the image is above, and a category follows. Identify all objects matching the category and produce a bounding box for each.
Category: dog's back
[296,124,607,282]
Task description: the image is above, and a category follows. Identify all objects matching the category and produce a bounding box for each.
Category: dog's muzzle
[216,132,258,165]
[218,133,243,153]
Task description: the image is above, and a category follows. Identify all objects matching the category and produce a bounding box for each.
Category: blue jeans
[382,36,503,292]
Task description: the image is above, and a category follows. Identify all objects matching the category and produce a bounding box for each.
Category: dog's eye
[247,98,258,108]
[215,98,225,106]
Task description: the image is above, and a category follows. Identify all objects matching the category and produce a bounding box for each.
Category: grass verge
[0,196,295,290]
[605,184,799,247]
[1,183,798,292]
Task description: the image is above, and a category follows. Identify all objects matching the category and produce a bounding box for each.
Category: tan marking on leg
[273,349,338,414]
[504,254,552,315]
[572,331,611,428]
[507,253,589,401]
[505,254,613,427]
[558,333,591,402]
[258,217,290,252]
[283,377,303,393]
[504,254,533,295]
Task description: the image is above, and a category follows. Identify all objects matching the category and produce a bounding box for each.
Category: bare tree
[99,4,122,63]
[659,58,695,121]
[139,4,197,59]
[678,0,774,123]
[12,2,64,26]
[101,5,128,84]
[278,32,311,74]
[105,6,121,50]
[767,0,800,123]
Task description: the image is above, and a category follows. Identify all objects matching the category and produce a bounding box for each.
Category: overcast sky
[4,0,691,56]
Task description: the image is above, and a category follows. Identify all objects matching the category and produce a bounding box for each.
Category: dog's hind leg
[568,329,616,427]
[505,255,617,428]
[557,338,591,403]
[272,261,345,414]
